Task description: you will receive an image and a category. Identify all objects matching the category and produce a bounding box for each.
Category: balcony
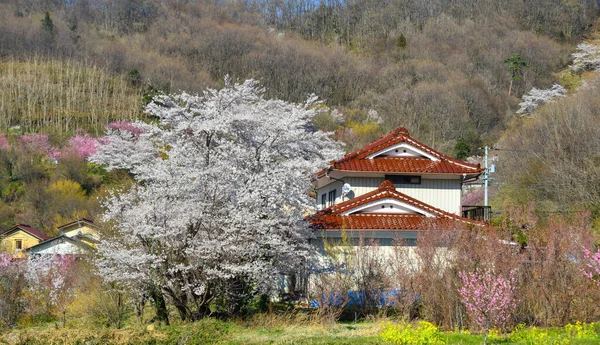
[462,205,491,222]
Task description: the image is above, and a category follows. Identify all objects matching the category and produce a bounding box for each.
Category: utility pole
[482,146,498,206]
[484,146,489,206]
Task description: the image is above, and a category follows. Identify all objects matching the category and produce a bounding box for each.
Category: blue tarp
[309,289,412,308]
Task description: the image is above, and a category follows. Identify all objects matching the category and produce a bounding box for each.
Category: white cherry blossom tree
[517,84,566,115]
[90,79,343,320]
[570,43,600,73]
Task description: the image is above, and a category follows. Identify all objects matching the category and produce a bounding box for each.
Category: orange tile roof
[316,127,483,177]
[312,214,463,231]
[310,180,482,231]
[333,157,480,174]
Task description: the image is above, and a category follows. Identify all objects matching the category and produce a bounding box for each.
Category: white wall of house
[29,241,87,255]
[316,180,344,210]
[317,176,462,215]
[398,178,462,215]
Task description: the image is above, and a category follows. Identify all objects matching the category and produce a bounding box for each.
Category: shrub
[159,319,231,345]
[564,321,598,340]
[379,321,444,345]
[507,323,600,345]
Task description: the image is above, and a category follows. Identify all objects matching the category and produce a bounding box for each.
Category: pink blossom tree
[19,133,61,160]
[458,269,518,345]
[581,247,600,285]
[108,121,144,136]
[26,254,78,326]
[67,129,99,159]
[20,133,52,153]
[0,253,27,327]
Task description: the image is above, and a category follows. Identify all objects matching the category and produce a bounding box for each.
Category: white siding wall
[318,176,462,215]
[343,177,385,198]
[31,242,87,255]
[316,180,344,210]
[399,179,462,215]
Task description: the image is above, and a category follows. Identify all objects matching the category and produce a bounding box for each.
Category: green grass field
[3,318,600,345]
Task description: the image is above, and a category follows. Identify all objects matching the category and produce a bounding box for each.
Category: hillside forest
[1,0,599,232]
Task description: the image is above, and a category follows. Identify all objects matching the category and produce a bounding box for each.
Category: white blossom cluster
[367,109,384,125]
[90,79,343,319]
[517,84,566,115]
[26,254,76,308]
[570,43,600,73]
[330,109,345,124]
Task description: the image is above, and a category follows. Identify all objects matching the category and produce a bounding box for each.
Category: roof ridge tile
[317,126,483,175]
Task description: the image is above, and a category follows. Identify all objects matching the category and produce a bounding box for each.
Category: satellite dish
[342,183,351,194]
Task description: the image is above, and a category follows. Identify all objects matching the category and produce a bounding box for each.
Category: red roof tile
[310,180,482,231]
[313,214,463,231]
[316,127,483,177]
[0,224,51,241]
[333,157,480,174]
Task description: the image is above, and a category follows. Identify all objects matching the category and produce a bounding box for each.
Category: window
[378,238,417,246]
[328,189,337,207]
[15,240,22,250]
[404,238,418,247]
[385,175,421,185]
[321,194,327,209]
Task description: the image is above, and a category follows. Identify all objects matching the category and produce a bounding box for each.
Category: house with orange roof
[310,127,485,247]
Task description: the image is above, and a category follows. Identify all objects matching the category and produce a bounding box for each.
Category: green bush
[508,322,600,345]
[564,321,599,339]
[158,318,231,345]
[379,321,444,345]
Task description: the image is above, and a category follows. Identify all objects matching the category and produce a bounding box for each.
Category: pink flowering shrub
[0,253,27,326]
[108,121,144,135]
[0,252,13,268]
[20,133,52,153]
[19,133,62,160]
[26,254,78,325]
[581,247,600,285]
[68,129,99,159]
[0,134,8,149]
[15,130,108,161]
[0,253,80,326]
[458,269,518,345]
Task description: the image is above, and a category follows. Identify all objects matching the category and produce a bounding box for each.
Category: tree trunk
[483,321,490,345]
[508,79,513,98]
[117,292,123,329]
[149,285,169,325]
[154,292,170,325]
[173,301,189,321]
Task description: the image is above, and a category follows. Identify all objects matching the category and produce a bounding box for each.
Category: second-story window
[385,175,421,185]
[321,193,327,209]
[15,239,22,250]
[328,189,337,207]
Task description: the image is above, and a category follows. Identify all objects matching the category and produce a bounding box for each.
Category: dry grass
[0,57,142,137]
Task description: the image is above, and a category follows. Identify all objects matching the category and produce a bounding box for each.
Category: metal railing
[462,205,491,222]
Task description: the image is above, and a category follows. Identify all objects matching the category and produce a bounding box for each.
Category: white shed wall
[31,242,87,255]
